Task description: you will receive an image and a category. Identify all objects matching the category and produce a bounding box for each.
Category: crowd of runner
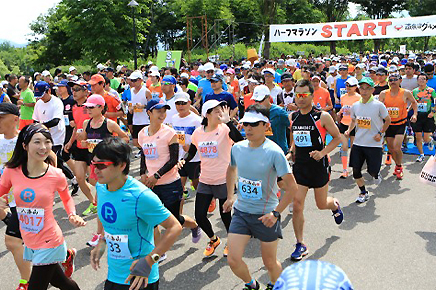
[1,51,435,289]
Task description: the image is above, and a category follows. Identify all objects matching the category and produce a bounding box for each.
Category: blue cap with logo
[55,79,69,87]
[146,98,171,111]
[161,75,177,85]
[34,81,51,97]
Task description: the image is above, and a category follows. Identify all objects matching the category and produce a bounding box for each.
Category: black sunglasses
[242,121,261,127]
[175,101,188,105]
[206,70,214,74]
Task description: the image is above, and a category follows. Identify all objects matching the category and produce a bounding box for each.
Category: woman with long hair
[0,123,86,289]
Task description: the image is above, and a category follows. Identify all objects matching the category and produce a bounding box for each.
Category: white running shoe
[416,154,425,163]
[86,233,101,247]
[373,173,382,186]
[355,192,369,203]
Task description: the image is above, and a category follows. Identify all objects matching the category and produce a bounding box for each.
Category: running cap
[226,68,235,75]
[262,68,275,75]
[338,64,348,70]
[358,77,375,88]
[198,65,205,72]
[345,77,359,86]
[128,71,143,80]
[146,98,170,111]
[203,62,214,71]
[150,71,161,77]
[239,111,269,124]
[161,75,177,85]
[210,74,222,82]
[220,64,228,71]
[88,74,105,85]
[34,81,51,97]
[41,70,51,77]
[329,66,337,73]
[69,66,76,72]
[281,73,293,81]
[67,79,88,87]
[179,72,189,78]
[388,65,398,73]
[55,80,69,87]
[277,59,285,65]
[83,94,105,107]
[247,77,260,84]
[34,72,41,78]
[356,63,366,70]
[202,99,226,117]
[149,65,159,72]
[376,67,388,75]
[174,92,190,103]
[251,85,271,101]
[311,75,321,81]
[96,63,106,70]
[0,102,19,116]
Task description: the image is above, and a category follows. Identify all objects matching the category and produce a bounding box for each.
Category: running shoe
[385,154,392,165]
[339,170,348,179]
[71,182,79,196]
[396,166,404,180]
[16,283,28,290]
[183,190,191,199]
[62,248,77,278]
[243,281,260,290]
[373,173,382,186]
[355,192,369,203]
[208,199,216,213]
[429,140,435,151]
[86,233,101,247]
[291,243,308,261]
[223,245,229,257]
[191,226,202,243]
[265,283,274,290]
[82,203,97,216]
[204,237,221,257]
[332,201,344,225]
[158,253,167,263]
[416,154,425,163]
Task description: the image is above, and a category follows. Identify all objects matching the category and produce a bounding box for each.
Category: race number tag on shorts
[238,177,262,200]
[175,131,186,145]
[418,102,428,113]
[387,107,400,118]
[17,207,44,234]
[340,88,347,97]
[342,105,351,116]
[64,115,69,126]
[105,233,132,260]
[357,116,371,129]
[265,127,273,136]
[142,142,158,160]
[294,131,312,147]
[199,141,218,158]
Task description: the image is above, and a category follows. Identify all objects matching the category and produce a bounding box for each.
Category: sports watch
[150,253,160,263]
[272,210,280,219]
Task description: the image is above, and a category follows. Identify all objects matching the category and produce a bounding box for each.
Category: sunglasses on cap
[161,81,174,85]
[242,121,262,127]
[175,101,188,105]
[295,93,311,99]
[91,161,114,170]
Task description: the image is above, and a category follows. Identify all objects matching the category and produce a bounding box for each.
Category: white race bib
[238,177,262,200]
[342,105,351,116]
[294,131,312,147]
[418,102,428,113]
[199,141,218,158]
[340,88,347,97]
[17,207,44,234]
[142,142,158,160]
[105,233,132,260]
[64,115,69,126]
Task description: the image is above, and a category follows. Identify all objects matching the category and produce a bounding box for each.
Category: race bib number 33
[238,177,262,200]
[17,207,44,234]
[105,233,132,260]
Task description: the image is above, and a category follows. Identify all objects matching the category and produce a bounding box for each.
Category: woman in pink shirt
[179,100,243,257]
[138,98,200,251]
[0,124,86,289]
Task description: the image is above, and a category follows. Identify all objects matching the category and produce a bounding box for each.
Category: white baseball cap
[180,72,190,79]
[262,68,275,75]
[174,92,190,103]
[202,100,226,117]
[345,77,359,86]
[198,65,205,72]
[149,71,160,77]
[41,70,51,77]
[97,63,106,70]
[69,66,76,72]
[203,62,214,71]
[356,63,366,70]
[128,70,143,80]
[328,66,337,73]
[251,85,270,101]
[388,65,398,73]
[149,65,159,72]
[239,111,270,124]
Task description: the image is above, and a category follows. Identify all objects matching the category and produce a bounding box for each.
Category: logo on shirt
[20,188,35,203]
[101,202,117,224]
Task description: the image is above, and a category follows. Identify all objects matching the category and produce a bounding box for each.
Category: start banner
[270,15,436,42]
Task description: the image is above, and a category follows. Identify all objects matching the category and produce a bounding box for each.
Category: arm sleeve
[183,144,198,163]
[57,172,76,215]
[43,118,60,128]
[226,121,243,142]
[156,143,179,177]
[0,168,12,197]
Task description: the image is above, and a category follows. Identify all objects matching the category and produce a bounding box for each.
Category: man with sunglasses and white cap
[289,79,343,262]
[345,77,391,203]
[225,104,296,290]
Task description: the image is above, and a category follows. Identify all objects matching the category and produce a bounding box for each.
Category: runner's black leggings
[28,264,80,290]
[52,145,74,180]
[195,192,231,238]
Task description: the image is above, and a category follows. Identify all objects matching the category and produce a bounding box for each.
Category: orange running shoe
[208,199,216,213]
[396,166,403,180]
[385,153,392,165]
[204,237,221,257]
[62,248,77,278]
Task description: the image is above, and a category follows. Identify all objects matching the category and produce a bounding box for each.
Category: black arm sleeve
[156,143,179,177]
[226,121,244,142]
[43,118,60,128]
[183,144,198,163]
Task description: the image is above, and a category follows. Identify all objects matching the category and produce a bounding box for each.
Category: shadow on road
[416,231,436,256]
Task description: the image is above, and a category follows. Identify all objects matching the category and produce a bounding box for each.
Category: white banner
[270,15,436,42]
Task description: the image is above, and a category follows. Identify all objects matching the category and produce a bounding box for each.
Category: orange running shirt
[313,87,332,110]
[383,88,407,125]
[340,93,361,126]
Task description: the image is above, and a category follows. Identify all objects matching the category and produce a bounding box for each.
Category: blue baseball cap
[55,79,69,87]
[161,75,177,85]
[220,64,228,71]
[380,60,388,67]
[146,98,171,111]
[401,58,408,65]
[34,81,51,97]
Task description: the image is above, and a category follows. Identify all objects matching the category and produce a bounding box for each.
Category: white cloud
[0,0,60,44]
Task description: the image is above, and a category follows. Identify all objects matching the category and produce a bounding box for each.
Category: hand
[176,159,186,170]
[69,214,87,227]
[309,150,325,161]
[0,196,8,210]
[429,112,434,118]
[411,115,417,123]
[258,212,278,228]
[344,130,350,138]
[373,133,382,142]
[223,197,234,213]
[125,259,151,290]
[219,106,231,123]
[90,241,106,270]
[144,176,158,189]
[197,87,203,95]
[69,120,76,128]
[237,123,243,131]
[17,100,23,106]
[64,142,72,153]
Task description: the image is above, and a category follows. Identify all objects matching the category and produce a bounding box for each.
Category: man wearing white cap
[225,104,296,290]
[262,68,283,105]
[355,63,366,81]
[69,66,77,76]
[197,62,228,103]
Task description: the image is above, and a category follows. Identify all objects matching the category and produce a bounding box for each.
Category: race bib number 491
[17,207,44,234]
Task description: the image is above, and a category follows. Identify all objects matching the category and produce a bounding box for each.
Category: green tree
[408,0,433,51]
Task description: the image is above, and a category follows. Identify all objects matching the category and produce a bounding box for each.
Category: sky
[0,1,407,45]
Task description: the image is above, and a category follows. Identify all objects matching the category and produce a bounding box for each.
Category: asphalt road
[1,148,436,290]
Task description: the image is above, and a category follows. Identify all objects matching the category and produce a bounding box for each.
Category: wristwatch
[153,173,161,180]
[272,210,280,219]
[150,253,160,263]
